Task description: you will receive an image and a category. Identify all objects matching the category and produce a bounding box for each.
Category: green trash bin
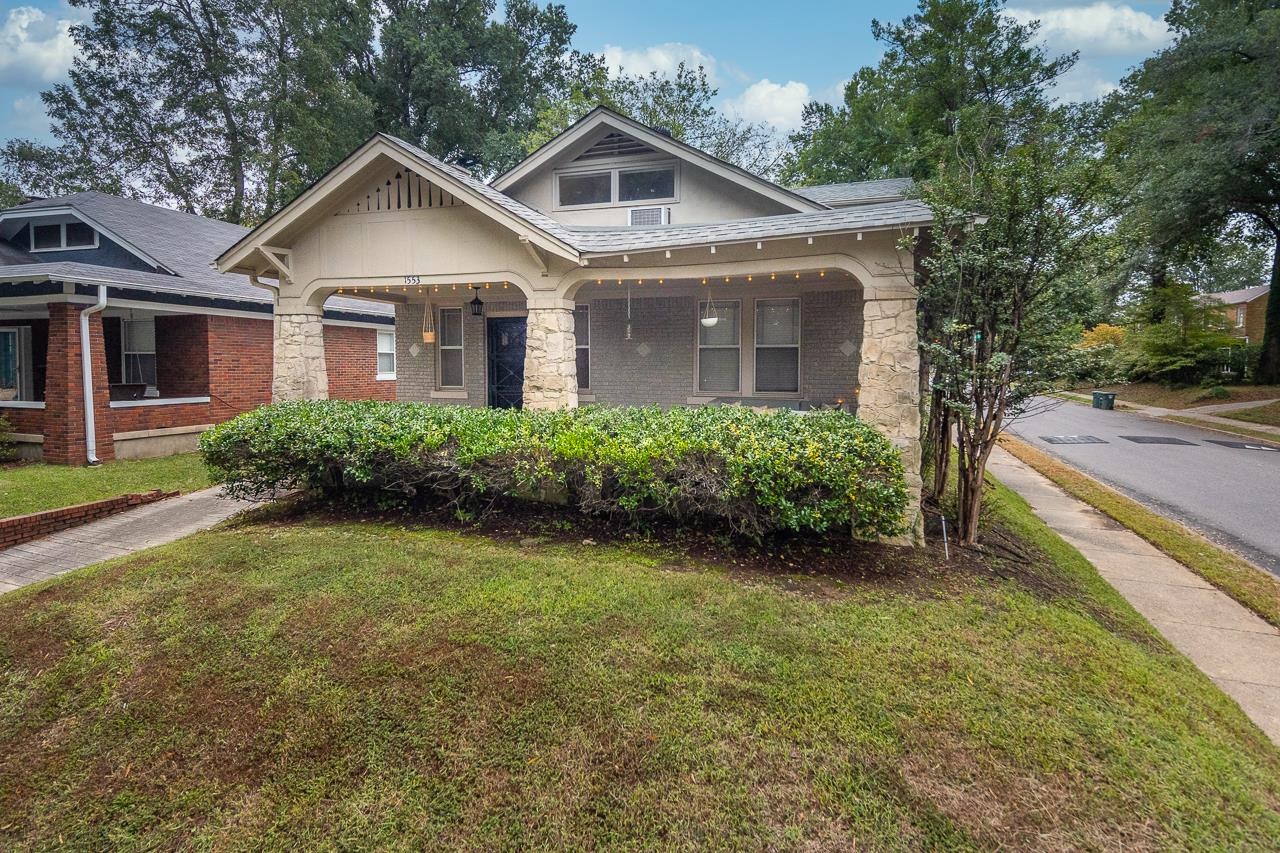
[1092,391,1116,410]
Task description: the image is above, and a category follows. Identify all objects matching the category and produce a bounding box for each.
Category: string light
[819,270,826,278]
[770,273,776,281]
[597,279,602,285]
[747,275,753,282]
[701,277,707,285]
[337,287,344,293]
[658,278,664,284]
[795,273,800,280]
[723,276,730,283]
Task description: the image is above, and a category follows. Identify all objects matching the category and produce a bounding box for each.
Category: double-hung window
[754,299,800,393]
[697,300,741,393]
[0,328,24,401]
[437,307,464,388]
[122,318,158,390]
[376,330,396,379]
[574,304,590,390]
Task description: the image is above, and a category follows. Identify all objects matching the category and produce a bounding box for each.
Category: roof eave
[577,218,936,259]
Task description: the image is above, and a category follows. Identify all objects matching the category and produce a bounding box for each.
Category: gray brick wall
[582,294,697,406]
[801,289,862,409]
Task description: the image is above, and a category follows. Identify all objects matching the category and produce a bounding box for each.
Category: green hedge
[200,401,910,539]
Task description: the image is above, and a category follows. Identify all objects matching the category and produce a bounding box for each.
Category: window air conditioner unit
[629,206,670,227]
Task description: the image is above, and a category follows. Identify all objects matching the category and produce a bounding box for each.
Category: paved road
[1007,400,1280,576]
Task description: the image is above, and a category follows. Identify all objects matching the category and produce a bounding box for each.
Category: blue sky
[0,0,1175,141]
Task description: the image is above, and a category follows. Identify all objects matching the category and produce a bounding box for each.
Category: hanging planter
[421,302,436,344]
[701,293,720,328]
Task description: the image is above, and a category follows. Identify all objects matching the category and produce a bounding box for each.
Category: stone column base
[523,305,578,410]
[273,308,329,402]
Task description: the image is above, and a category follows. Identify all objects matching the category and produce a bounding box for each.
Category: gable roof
[0,192,390,320]
[1205,284,1269,305]
[791,178,915,207]
[217,133,582,276]
[491,106,827,214]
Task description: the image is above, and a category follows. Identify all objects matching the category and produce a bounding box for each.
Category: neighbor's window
[376,329,396,379]
[122,318,157,389]
[558,172,611,207]
[698,300,740,393]
[30,221,96,251]
[0,328,21,401]
[1236,307,1246,328]
[755,298,800,393]
[619,167,675,202]
[438,307,464,388]
[574,304,590,390]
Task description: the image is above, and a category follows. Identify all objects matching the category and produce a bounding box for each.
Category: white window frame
[1236,306,1246,328]
[553,159,679,211]
[29,220,99,252]
[574,304,590,391]
[0,326,33,402]
[121,317,158,394]
[437,307,464,389]
[376,329,396,380]
[753,297,802,396]
[696,299,742,394]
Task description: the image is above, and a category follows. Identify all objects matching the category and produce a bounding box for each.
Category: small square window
[32,224,61,250]
[558,172,611,206]
[65,221,95,247]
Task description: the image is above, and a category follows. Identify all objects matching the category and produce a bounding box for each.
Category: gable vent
[575,132,656,161]
[629,206,670,227]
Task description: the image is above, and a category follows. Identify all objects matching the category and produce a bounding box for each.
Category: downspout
[80,284,108,465]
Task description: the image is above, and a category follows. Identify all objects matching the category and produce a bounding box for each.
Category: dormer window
[30,220,98,251]
[555,163,677,209]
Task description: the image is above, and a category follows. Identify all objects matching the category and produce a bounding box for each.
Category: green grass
[1,498,1278,849]
[1001,436,1280,629]
[1097,381,1280,410]
[0,454,212,519]
[1162,415,1280,446]
[1221,400,1280,428]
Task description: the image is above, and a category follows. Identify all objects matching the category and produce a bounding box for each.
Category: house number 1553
[404,275,421,286]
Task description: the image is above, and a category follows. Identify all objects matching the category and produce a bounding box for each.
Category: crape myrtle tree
[1110,0,1280,382]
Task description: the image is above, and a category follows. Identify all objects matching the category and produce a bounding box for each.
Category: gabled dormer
[492,107,826,228]
[0,196,173,276]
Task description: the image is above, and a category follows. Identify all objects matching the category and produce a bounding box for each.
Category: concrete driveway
[1006,399,1280,576]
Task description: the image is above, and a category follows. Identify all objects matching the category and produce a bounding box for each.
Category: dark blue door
[487,317,526,408]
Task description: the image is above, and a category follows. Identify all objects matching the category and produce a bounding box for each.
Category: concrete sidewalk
[0,487,252,594]
[988,445,1280,745]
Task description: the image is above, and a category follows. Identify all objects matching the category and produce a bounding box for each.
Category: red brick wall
[43,302,113,464]
[0,489,176,549]
[207,314,273,419]
[325,324,397,401]
[155,314,210,397]
[109,401,215,433]
[0,406,43,436]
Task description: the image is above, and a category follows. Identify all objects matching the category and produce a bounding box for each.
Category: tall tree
[1111,0,1280,381]
[525,61,786,176]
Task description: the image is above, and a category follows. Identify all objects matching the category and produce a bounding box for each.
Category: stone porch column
[858,295,923,542]
[272,302,328,402]
[523,299,578,410]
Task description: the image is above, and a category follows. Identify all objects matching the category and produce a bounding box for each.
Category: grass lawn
[1097,381,1280,410]
[2,492,1279,848]
[1000,435,1280,630]
[1222,400,1280,428]
[1162,415,1280,447]
[0,453,212,519]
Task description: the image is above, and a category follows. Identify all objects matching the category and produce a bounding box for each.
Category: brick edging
[0,490,180,551]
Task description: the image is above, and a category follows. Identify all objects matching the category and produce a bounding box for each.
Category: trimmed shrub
[200,401,910,539]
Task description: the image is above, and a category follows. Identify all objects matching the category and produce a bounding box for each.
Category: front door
[487,316,527,408]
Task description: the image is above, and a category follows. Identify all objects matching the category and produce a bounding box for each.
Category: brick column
[858,296,922,542]
[43,301,114,464]
[272,304,328,401]
[523,302,578,410]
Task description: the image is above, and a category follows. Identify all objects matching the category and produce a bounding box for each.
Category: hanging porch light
[468,285,485,316]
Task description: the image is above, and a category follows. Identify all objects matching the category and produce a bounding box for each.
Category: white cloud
[1049,61,1119,102]
[8,94,51,135]
[724,79,811,132]
[1006,3,1172,56]
[0,6,79,87]
[601,42,721,84]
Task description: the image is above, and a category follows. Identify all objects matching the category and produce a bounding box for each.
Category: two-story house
[1207,285,1270,344]
[0,193,395,463]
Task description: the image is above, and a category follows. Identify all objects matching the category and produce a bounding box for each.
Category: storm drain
[1120,436,1198,446]
[1205,439,1280,452]
[1040,435,1108,445]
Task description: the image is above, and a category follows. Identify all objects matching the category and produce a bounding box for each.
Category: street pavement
[1006,399,1280,576]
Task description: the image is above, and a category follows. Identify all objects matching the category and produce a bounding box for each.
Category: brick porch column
[272,302,328,401]
[43,301,114,464]
[858,295,923,542]
[523,298,578,410]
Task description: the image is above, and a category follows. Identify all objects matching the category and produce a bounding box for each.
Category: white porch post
[858,291,924,542]
[523,296,578,410]
[273,300,329,402]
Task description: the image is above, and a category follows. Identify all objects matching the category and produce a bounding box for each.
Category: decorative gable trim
[336,167,462,215]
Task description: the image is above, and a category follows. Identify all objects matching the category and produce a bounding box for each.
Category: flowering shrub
[200,401,910,539]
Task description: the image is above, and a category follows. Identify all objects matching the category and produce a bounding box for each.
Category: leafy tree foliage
[526,62,785,176]
[1109,0,1280,381]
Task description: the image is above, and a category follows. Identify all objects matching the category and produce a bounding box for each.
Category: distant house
[0,192,395,463]
[1206,285,1270,344]
[218,106,934,531]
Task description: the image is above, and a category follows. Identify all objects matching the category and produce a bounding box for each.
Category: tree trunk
[1255,230,1280,384]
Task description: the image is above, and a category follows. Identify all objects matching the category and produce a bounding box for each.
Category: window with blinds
[754,298,800,393]
[698,300,740,393]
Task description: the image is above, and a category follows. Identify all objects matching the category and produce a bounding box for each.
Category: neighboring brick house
[1207,285,1270,344]
[218,106,940,536]
[0,192,395,463]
